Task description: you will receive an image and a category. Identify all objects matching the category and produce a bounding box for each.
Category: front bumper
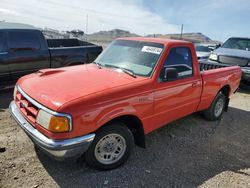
[241,67,250,82]
[9,101,95,160]
[207,59,250,82]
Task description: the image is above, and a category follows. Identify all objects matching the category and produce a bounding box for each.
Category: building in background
[42,28,68,39]
[66,30,84,39]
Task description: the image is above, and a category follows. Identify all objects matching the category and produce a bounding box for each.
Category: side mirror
[162,67,178,81]
[215,44,221,49]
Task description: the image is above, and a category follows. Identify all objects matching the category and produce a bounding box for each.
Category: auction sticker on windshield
[141,46,163,54]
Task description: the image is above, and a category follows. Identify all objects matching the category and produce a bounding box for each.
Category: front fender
[96,104,138,128]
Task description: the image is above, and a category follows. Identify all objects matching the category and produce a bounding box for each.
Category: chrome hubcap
[94,133,126,164]
[214,98,224,117]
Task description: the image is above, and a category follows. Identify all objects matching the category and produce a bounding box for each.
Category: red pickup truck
[10,38,241,170]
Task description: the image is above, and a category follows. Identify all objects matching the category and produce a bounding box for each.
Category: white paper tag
[141,46,163,54]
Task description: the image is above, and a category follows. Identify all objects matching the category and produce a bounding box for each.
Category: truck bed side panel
[197,66,241,111]
[49,46,102,68]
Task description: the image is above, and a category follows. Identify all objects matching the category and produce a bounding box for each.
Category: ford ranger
[10,38,241,170]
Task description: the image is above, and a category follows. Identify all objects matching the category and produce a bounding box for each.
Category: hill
[0,21,36,29]
[86,29,139,47]
[87,30,218,47]
[146,32,214,43]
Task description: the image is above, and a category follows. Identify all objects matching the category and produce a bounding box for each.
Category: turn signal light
[49,116,70,133]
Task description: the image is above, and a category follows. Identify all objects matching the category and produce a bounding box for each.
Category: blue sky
[142,0,250,41]
[0,0,249,42]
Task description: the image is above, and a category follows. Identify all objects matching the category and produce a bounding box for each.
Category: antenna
[180,24,183,40]
[86,14,88,41]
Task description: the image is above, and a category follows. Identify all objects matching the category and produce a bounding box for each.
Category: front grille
[218,55,248,66]
[15,90,39,125]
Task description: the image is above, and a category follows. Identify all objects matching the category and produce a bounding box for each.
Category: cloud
[0,8,20,16]
[143,0,250,41]
[0,0,180,35]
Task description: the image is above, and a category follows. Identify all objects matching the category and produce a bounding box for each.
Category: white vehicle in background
[195,43,216,60]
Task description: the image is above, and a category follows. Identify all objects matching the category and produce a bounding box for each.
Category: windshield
[195,45,213,52]
[95,40,164,77]
[222,38,250,51]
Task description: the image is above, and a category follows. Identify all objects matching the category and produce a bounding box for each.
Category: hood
[18,64,146,111]
[214,47,250,59]
[196,51,210,58]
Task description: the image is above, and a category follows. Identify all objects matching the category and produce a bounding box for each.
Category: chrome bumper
[9,101,95,160]
[241,67,250,82]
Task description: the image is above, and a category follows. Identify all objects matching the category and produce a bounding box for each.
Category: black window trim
[0,31,7,53]
[159,46,194,82]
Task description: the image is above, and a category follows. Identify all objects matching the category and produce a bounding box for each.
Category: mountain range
[0,22,218,46]
[87,29,217,44]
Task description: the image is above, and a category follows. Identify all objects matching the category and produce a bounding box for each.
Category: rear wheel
[85,122,133,170]
[203,92,226,121]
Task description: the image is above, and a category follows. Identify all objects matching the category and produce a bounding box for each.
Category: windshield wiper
[94,61,102,69]
[104,64,137,78]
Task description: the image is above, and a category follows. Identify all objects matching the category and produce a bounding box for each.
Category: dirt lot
[0,85,250,188]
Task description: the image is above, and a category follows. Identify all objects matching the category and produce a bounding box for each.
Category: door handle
[192,82,200,87]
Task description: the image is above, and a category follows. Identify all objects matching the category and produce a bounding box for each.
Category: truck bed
[47,39,94,48]
[49,45,102,68]
[47,38,103,67]
[197,60,241,111]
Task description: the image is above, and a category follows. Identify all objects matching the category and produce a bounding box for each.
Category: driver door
[151,46,202,131]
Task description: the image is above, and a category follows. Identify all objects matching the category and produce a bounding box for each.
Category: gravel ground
[0,85,250,188]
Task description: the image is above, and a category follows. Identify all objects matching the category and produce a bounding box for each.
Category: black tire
[85,122,133,170]
[203,92,226,121]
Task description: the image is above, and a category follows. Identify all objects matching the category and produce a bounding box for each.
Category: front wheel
[85,122,133,170]
[203,92,226,121]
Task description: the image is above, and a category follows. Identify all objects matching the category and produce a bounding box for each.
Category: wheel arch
[98,114,146,148]
[219,84,230,111]
[219,84,230,98]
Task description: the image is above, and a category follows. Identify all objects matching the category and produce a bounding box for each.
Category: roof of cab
[117,37,192,46]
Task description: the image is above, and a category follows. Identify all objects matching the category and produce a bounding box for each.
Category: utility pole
[180,24,183,40]
[86,14,88,41]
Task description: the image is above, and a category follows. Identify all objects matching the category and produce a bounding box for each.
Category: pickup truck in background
[0,28,102,88]
[10,38,241,170]
[195,43,216,60]
[209,37,250,83]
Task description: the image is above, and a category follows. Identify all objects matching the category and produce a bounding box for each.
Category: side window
[161,47,193,80]
[8,31,41,51]
[0,32,5,52]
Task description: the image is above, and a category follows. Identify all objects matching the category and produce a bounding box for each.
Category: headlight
[209,54,218,61]
[13,85,17,99]
[36,109,71,133]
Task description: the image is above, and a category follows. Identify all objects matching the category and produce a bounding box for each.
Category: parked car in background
[0,26,102,89]
[209,37,250,83]
[10,37,241,170]
[195,43,215,60]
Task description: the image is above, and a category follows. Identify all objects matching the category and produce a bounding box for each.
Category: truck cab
[0,29,50,84]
